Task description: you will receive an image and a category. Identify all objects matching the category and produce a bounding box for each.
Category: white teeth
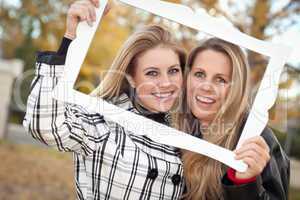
[153,92,173,98]
[196,96,215,104]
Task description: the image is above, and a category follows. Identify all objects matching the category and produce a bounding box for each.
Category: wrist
[227,168,256,185]
[57,37,73,56]
[64,32,76,40]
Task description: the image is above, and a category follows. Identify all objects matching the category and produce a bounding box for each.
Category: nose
[200,81,214,92]
[158,74,172,88]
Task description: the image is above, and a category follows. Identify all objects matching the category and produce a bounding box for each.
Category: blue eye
[145,71,158,76]
[194,71,205,78]
[169,68,180,74]
[216,77,227,84]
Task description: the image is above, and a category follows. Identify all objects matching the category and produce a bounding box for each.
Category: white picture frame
[52,0,292,172]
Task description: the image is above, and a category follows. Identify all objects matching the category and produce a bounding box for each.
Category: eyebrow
[192,67,230,77]
[143,64,181,72]
[143,67,158,72]
[192,66,204,71]
[168,64,181,69]
[215,73,229,78]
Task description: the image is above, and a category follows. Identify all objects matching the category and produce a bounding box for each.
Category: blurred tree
[1,0,299,76]
[0,0,131,101]
[181,0,300,119]
[0,0,71,70]
[182,0,299,74]
[0,0,299,120]
[0,0,71,122]
[77,7,131,93]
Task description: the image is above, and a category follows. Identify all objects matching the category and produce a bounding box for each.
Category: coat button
[171,174,181,185]
[147,169,158,179]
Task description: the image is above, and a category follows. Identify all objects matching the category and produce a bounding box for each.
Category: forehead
[135,46,180,70]
[192,49,232,75]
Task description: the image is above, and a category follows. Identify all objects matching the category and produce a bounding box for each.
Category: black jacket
[222,127,290,200]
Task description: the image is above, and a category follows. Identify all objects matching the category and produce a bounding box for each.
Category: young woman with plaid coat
[23,1,187,199]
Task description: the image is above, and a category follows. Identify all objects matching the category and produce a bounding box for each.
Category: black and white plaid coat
[23,52,185,200]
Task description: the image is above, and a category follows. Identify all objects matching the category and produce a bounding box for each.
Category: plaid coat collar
[109,93,181,163]
[111,93,172,124]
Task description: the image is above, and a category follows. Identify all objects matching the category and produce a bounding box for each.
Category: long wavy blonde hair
[175,38,251,200]
[90,25,186,100]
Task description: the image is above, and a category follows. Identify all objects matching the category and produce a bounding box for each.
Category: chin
[192,108,215,122]
[155,103,173,113]
[156,106,172,113]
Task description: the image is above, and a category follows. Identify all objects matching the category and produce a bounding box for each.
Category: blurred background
[0,0,299,199]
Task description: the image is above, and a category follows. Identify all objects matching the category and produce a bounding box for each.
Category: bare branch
[213,6,246,32]
[270,1,300,21]
[265,19,299,39]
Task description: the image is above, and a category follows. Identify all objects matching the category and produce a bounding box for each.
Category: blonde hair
[90,25,186,100]
[175,38,251,200]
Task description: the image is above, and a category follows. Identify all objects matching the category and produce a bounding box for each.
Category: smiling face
[187,49,232,125]
[129,46,183,113]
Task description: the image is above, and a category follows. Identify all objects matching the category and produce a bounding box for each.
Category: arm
[222,127,290,200]
[23,48,110,155]
[23,0,112,155]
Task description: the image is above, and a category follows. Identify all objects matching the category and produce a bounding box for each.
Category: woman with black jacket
[176,38,289,200]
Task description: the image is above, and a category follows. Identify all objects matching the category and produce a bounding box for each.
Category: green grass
[290,187,300,200]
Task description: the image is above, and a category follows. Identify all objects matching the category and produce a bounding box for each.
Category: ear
[126,75,136,88]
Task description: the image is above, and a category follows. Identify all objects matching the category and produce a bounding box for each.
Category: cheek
[187,75,200,93]
[186,77,197,104]
[173,73,183,87]
[132,73,153,91]
[219,85,230,100]
[135,81,157,95]
[172,76,183,95]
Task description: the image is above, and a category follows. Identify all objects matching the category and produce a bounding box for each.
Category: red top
[227,168,256,185]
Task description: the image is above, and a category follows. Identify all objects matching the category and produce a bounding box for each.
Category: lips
[195,95,216,104]
[152,91,175,99]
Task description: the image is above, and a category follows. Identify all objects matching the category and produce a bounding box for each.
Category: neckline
[133,99,168,124]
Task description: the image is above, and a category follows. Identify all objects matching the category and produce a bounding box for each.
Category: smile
[152,91,175,99]
[196,95,216,104]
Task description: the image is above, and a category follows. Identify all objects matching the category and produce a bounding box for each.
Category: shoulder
[261,127,284,155]
[108,93,135,111]
[261,127,279,149]
[261,127,289,168]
